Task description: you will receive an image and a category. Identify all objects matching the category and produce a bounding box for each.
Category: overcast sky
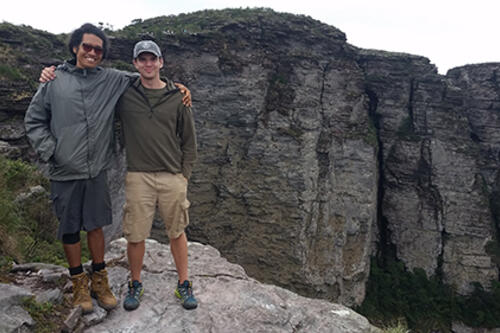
[2,0,499,74]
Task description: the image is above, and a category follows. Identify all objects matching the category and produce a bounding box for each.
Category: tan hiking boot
[90,269,117,310]
[71,272,93,314]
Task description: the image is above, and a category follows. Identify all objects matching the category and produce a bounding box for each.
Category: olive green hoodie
[116,77,197,179]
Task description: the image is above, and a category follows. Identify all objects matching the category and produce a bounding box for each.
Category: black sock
[92,261,106,272]
[69,265,83,276]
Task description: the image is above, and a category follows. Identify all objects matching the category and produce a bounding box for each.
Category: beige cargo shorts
[123,172,190,242]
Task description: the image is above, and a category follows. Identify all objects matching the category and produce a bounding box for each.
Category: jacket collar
[131,76,177,92]
[59,59,102,75]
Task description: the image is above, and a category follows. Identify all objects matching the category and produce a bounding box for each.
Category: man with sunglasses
[25,23,191,314]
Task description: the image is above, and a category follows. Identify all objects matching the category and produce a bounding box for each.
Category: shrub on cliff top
[0,155,89,269]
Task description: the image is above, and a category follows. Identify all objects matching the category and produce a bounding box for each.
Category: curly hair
[68,23,109,59]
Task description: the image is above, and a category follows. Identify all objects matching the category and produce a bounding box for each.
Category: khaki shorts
[123,172,190,242]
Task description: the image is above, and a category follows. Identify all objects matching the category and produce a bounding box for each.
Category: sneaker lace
[128,282,141,298]
[98,274,109,288]
[94,271,112,296]
[73,276,88,300]
[179,284,192,298]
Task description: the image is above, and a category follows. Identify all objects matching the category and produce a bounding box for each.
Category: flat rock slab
[0,283,35,332]
[84,238,377,333]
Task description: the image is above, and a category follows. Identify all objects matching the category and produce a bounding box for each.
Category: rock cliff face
[356,49,500,294]
[0,8,499,307]
[135,13,378,307]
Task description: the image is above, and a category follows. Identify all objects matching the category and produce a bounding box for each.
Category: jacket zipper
[133,85,179,118]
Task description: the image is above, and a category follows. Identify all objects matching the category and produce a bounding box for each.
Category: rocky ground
[0,238,379,333]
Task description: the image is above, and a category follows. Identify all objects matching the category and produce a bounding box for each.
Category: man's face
[73,33,104,69]
[133,52,163,80]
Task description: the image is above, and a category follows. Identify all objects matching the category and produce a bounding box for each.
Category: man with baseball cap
[133,40,162,58]
[116,40,198,311]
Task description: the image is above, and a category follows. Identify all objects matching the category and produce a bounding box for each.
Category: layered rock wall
[137,16,378,305]
[357,48,500,293]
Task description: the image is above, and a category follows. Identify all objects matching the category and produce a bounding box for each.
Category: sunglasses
[80,43,103,55]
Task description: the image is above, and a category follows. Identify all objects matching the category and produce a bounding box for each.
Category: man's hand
[175,83,192,107]
[39,66,57,83]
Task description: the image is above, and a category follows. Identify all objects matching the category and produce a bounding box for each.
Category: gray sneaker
[123,280,144,311]
[175,280,198,310]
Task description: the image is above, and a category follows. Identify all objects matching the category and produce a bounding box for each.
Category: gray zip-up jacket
[25,60,132,181]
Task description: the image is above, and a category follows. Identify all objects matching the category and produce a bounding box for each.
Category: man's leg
[63,232,93,314]
[52,179,93,313]
[170,232,188,283]
[82,171,118,311]
[63,242,82,268]
[122,172,156,311]
[127,240,145,282]
[171,231,197,310]
[87,226,117,310]
[158,173,197,310]
[123,240,146,311]
[87,227,105,263]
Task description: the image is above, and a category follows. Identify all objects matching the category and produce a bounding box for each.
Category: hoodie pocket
[52,125,87,174]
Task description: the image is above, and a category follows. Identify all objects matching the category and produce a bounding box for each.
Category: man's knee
[170,231,186,242]
[87,227,103,235]
[127,240,145,246]
[62,232,80,244]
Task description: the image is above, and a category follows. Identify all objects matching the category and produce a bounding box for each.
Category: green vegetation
[357,259,500,332]
[0,22,67,86]
[22,297,61,333]
[0,64,23,80]
[277,125,304,141]
[363,117,379,147]
[111,59,135,72]
[114,7,306,39]
[396,116,420,141]
[0,155,90,271]
[485,240,500,266]
[381,321,410,333]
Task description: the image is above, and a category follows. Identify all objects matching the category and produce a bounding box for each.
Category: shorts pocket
[180,199,190,226]
[50,194,63,222]
[167,199,190,239]
[122,203,131,235]
[181,199,190,210]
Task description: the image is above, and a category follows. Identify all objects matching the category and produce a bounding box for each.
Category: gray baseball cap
[133,40,162,59]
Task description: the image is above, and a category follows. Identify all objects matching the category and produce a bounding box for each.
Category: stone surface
[0,283,35,333]
[0,139,22,158]
[0,123,25,140]
[14,185,46,204]
[90,238,379,333]
[357,50,500,293]
[35,288,62,304]
[11,262,64,273]
[62,306,82,333]
[2,238,379,333]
